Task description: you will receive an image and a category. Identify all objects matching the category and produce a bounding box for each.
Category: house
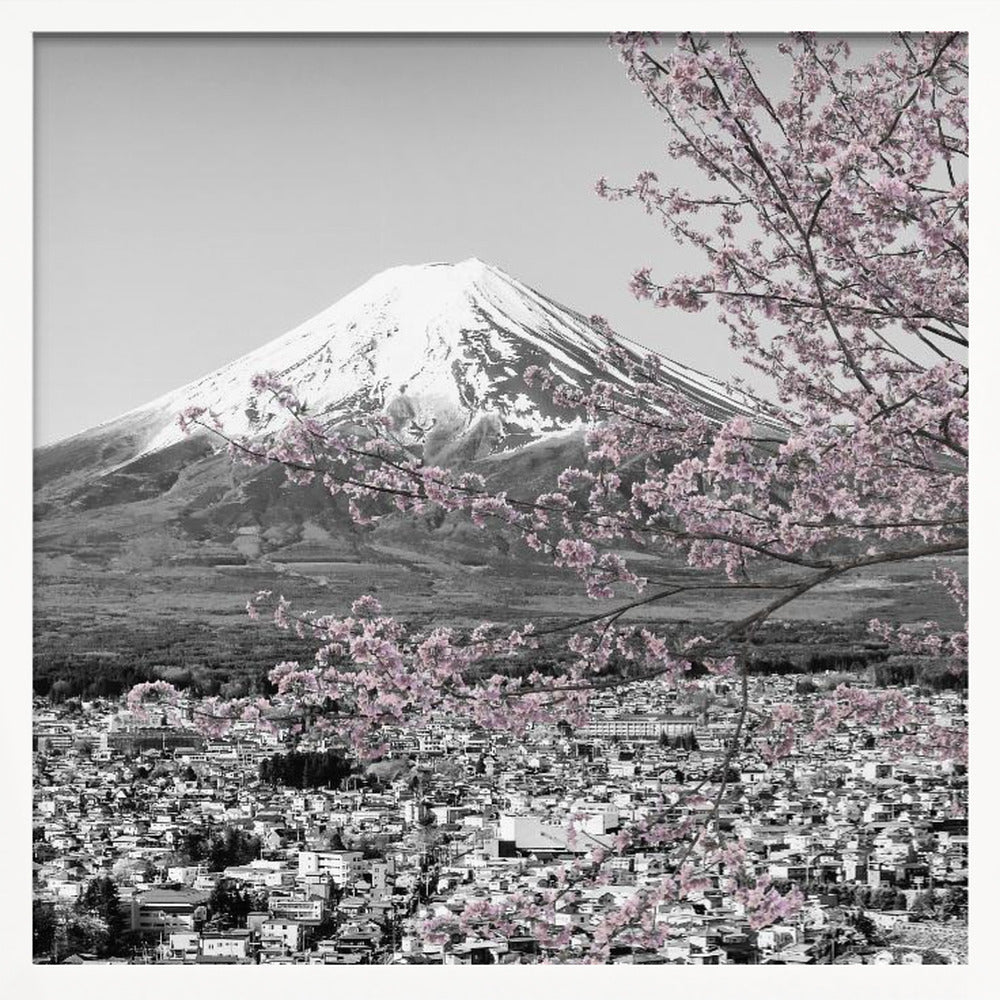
[198,929,253,962]
[762,942,815,964]
[268,892,325,923]
[165,931,199,962]
[260,919,305,953]
[336,920,385,958]
[131,887,209,934]
[757,925,798,954]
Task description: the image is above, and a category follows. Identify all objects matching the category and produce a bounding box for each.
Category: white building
[297,850,364,888]
[261,920,305,952]
[200,930,253,960]
[578,715,697,740]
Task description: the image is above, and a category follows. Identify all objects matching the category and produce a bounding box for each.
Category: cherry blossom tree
[130,32,967,961]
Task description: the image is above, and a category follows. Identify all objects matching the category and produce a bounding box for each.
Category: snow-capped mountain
[37,257,752,481]
[34,258,762,591]
[31,259,952,663]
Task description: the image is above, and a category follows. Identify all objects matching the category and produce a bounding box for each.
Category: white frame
[3,4,994,999]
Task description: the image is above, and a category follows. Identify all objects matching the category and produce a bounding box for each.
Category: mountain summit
[38,258,750,478]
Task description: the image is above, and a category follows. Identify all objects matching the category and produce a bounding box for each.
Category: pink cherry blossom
[132,32,968,960]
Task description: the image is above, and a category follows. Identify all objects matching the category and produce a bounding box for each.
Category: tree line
[259,750,354,789]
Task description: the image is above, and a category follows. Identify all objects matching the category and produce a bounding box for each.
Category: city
[32,670,968,965]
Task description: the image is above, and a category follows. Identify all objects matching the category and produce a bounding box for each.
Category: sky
[34,33,880,445]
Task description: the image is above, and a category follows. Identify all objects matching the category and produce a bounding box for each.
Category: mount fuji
[34,259,757,619]
[37,258,750,478]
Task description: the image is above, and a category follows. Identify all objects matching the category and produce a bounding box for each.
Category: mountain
[33,258,756,623]
[36,258,749,481]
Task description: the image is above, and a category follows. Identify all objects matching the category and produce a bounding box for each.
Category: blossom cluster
[127,33,968,958]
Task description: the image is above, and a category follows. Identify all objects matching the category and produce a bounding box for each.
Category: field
[33,538,966,702]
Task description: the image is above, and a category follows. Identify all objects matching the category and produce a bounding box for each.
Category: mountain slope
[34,259,763,615]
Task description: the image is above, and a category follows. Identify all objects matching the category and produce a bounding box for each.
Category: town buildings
[32,675,968,965]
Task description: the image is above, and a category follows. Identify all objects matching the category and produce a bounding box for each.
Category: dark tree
[207,879,253,927]
[851,911,882,945]
[206,827,262,871]
[76,876,129,955]
[33,900,57,958]
[259,750,353,789]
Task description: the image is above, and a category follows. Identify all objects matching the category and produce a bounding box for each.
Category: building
[104,728,205,756]
[577,715,697,741]
[269,893,325,923]
[199,930,253,962]
[297,850,364,888]
[496,815,615,857]
[261,920,305,953]
[131,887,210,934]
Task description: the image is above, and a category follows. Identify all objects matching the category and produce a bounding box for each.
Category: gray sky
[33,34,873,445]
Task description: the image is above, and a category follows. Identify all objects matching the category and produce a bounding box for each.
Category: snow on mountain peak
[63,258,754,467]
